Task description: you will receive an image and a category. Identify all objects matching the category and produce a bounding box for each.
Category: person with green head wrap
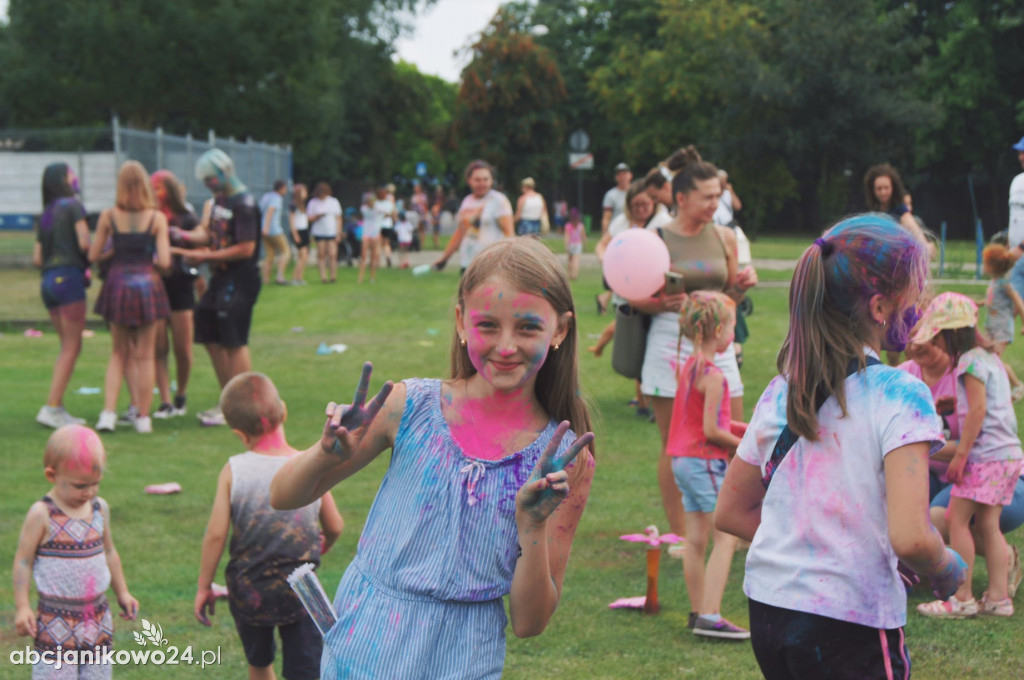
[183,149,262,426]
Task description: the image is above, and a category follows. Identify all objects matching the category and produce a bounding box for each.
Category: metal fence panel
[0,120,291,221]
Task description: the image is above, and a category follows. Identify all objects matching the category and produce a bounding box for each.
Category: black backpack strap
[761,356,882,488]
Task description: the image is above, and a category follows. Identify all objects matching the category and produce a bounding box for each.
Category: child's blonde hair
[450,239,593,453]
[983,243,1014,278]
[220,372,286,438]
[679,291,736,345]
[43,425,106,475]
[677,291,736,392]
[780,214,929,440]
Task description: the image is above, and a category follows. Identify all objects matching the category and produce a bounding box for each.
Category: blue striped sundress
[321,378,574,679]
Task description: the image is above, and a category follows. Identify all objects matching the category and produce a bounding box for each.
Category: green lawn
[1,248,1022,679]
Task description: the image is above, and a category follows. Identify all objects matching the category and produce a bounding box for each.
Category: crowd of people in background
[22,134,1024,678]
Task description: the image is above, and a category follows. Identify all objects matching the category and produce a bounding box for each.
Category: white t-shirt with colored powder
[458,190,513,269]
[737,348,943,629]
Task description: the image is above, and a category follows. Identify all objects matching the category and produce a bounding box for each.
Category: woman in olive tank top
[628,146,757,537]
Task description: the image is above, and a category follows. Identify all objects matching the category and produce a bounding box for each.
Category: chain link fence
[0,117,291,222]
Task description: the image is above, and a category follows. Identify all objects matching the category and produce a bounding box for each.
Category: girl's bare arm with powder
[270,363,396,510]
[509,422,595,637]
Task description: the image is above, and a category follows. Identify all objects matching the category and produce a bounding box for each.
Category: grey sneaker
[693,615,751,640]
[36,405,86,429]
[117,405,139,426]
[153,403,174,419]
[199,406,226,427]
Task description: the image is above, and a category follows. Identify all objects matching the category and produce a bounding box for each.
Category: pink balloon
[602,229,671,300]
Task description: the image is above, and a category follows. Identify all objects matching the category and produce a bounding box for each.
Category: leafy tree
[590,0,933,235]
[0,0,437,181]
[896,0,1024,230]
[452,9,567,190]
[350,61,457,186]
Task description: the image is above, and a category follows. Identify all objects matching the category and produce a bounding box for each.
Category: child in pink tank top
[665,291,749,639]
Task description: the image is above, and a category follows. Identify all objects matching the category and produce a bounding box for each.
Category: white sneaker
[134,416,152,433]
[96,410,117,432]
[36,405,86,429]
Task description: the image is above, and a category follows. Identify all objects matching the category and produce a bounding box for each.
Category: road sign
[569,153,594,170]
[569,129,590,153]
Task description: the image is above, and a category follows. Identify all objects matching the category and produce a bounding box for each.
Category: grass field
[1,237,1022,679]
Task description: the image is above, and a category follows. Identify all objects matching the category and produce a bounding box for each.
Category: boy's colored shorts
[233,615,322,680]
[194,268,260,348]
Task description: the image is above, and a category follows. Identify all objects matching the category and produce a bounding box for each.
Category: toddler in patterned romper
[13,425,139,679]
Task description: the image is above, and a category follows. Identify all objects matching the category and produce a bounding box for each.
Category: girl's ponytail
[779,216,929,440]
[779,240,835,439]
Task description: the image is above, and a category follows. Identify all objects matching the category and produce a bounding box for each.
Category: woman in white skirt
[628,145,757,536]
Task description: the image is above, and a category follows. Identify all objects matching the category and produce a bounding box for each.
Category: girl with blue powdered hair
[716,214,967,679]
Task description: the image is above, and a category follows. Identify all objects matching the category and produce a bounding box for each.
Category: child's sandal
[916,596,978,618]
[981,593,1014,617]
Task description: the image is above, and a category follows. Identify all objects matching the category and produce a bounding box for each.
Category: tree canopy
[2,0,1022,233]
[0,0,445,184]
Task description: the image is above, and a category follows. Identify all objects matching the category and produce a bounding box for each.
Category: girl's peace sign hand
[320,362,393,461]
[516,421,595,526]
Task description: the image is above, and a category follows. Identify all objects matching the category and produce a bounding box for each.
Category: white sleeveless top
[520,193,544,220]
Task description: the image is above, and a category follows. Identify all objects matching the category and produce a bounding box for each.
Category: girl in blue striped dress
[272,238,596,679]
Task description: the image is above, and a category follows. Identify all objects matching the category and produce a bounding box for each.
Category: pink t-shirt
[564,221,584,246]
[896,360,958,439]
[897,359,956,479]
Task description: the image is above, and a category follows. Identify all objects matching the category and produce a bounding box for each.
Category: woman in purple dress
[89,161,171,433]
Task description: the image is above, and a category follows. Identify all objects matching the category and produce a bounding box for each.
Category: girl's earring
[460,337,467,346]
[552,343,560,351]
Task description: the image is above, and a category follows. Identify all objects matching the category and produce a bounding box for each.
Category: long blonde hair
[450,239,593,455]
[116,161,155,211]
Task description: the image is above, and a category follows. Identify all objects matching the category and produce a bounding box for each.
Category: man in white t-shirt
[601,162,632,234]
[1006,136,1024,300]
